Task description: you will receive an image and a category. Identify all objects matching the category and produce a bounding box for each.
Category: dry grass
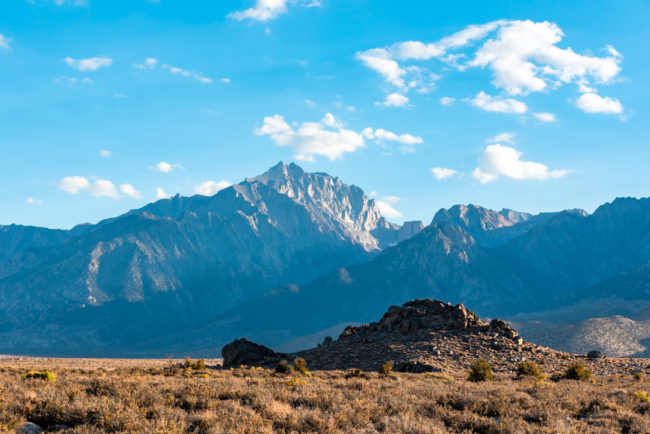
[1,360,649,433]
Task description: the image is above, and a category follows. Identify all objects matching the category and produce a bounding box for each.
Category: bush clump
[293,358,309,376]
[184,358,206,370]
[468,358,493,382]
[516,360,544,380]
[379,360,394,377]
[23,371,55,382]
[275,360,290,374]
[345,368,362,379]
[565,362,591,381]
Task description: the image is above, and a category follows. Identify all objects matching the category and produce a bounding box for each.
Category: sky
[1,0,649,229]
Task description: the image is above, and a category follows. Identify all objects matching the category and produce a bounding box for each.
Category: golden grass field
[1,357,650,433]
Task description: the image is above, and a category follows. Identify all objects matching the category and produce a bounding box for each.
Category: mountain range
[0,163,648,357]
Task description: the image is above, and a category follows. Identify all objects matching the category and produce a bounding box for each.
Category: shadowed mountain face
[212,198,650,353]
[0,163,421,354]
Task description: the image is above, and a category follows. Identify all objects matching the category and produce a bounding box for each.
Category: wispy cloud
[431,167,458,180]
[0,34,10,50]
[192,180,232,196]
[228,0,322,23]
[64,56,113,71]
[152,161,184,173]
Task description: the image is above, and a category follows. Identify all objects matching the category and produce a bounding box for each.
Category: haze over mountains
[0,163,648,357]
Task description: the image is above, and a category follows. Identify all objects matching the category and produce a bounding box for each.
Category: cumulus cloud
[256,113,365,161]
[357,20,623,111]
[64,56,113,71]
[192,180,232,196]
[153,161,184,173]
[156,187,171,200]
[533,112,556,122]
[378,93,409,107]
[486,132,515,144]
[228,0,321,22]
[119,184,142,199]
[376,196,403,219]
[439,96,455,106]
[468,91,527,114]
[472,144,569,183]
[56,176,123,199]
[26,197,43,205]
[431,167,459,180]
[0,34,10,50]
[575,92,623,114]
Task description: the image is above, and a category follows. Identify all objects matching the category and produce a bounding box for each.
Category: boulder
[17,422,43,433]
[587,350,604,359]
[221,338,282,368]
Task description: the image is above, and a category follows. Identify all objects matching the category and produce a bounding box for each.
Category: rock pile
[221,299,609,374]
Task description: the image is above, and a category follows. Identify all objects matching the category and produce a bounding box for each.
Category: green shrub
[468,358,493,382]
[516,360,543,380]
[379,360,394,376]
[565,362,591,381]
[23,370,55,382]
[275,360,290,374]
[293,358,309,376]
[345,368,362,379]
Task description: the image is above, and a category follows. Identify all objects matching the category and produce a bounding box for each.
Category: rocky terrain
[222,300,649,375]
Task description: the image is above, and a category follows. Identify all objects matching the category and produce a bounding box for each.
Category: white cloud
[53,0,87,5]
[378,93,409,107]
[439,96,455,106]
[486,132,515,144]
[192,180,232,196]
[0,34,10,50]
[376,199,403,219]
[26,197,43,205]
[57,176,121,199]
[119,184,142,199]
[533,112,556,122]
[54,77,94,87]
[228,0,321,22]
[57,176,90,194]
[575,92,623,114]
[153,161,184,173]
[305,99,315,108]
[468,91,527,114]
[64,56,113,71]
[156,187,171,200]
[362,128,422,146]
[357,48,407,88]
[221,77,231,84]
[256,113,365,161]
[472,144,569,183]
[358,20,623,111]
[113,93,128,99]
[431,167,458,180]
[99,150,112,158]
[161,64,212,84]
[133,57,158,69]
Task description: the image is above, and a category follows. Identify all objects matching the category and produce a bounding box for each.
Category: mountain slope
[0,162,412,353]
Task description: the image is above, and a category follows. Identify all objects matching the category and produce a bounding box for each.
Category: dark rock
[394,361,442,373]
[17,422,43,433]
[587,350,604,359]
[318,336,333,348]
[221,338,283,368]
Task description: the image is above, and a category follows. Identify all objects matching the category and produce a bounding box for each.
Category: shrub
[345,368,362,379]
[633,391,650,403]
[287,377,307,387]
[23,371,55,382]
[275,360,290,374]
[516,361,543,380]
[565,362,591,381]
[293,358,309,376]
[183,358,206,370]
[379,360,394,377]
[633,372,644,382]
[468,358,493,382]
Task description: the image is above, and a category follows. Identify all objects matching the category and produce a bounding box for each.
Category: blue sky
[1,0,648,228]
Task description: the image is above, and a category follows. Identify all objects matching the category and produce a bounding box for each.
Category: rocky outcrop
[221,338,284,368]
[221,299,531,372]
